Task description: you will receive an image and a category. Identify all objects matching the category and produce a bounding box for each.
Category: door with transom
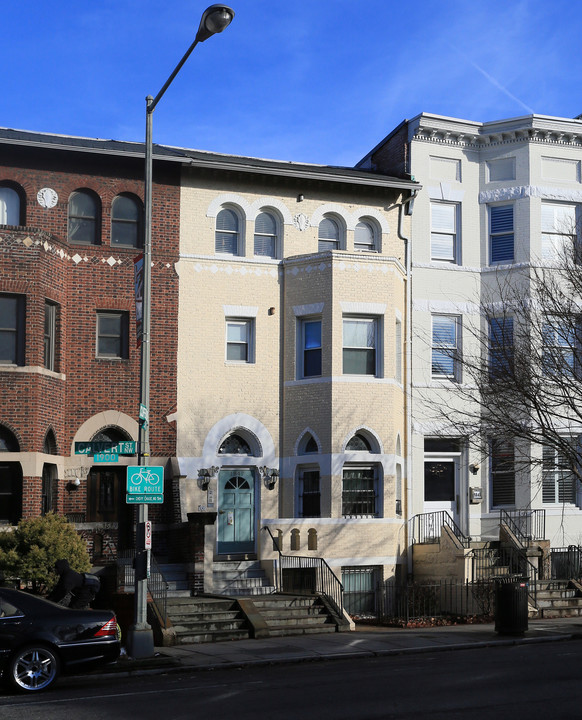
[217,469,255,554]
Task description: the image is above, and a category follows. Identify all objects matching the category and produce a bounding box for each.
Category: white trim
[341,301,386,314]
[206,194,250,218]
[479,185,582,204]
[247,197,293,225]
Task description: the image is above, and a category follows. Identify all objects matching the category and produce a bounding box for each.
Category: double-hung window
[68,190,100,245]
[489,316,513,379]
[226,318,253,363]
[0,294,25,365]
[431,202,458,262]
[0,186,21,226]
[96,311,129,359]
[490,439,515,507]
[299,318,322,378]
[541,203,577,259]
[215,208,240,255]
[318,217,340,251]
[542,319,577,377]
[343,317,378,376]
[354,221,376,252]
[432,315,460,379]
[112,194,142,248]
[254,212,277,258]
[44,302,57,371]
[543,445,576,504]
[342,467,378,517]
[298,468,321,517]
[490,205,514,264]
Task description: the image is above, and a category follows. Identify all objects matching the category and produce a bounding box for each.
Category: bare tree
[420,232,582,500]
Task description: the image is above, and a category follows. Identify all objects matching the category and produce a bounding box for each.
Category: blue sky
[3,0,582,166]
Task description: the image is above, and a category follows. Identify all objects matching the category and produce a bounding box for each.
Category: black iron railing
[499,509,546,542]
[412,511,471,548]
[550,546,582,580]
[116,550,169,627]
[471,544,538,606]
[262,526,343,615]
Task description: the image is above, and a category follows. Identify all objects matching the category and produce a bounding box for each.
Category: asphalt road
[1,639,581,720]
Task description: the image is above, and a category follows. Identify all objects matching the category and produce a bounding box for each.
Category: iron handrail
[116,550,169,627]
[471,544,538,606]
[499,509,546,543]
[261,526,344,615]
[412,511,471,547]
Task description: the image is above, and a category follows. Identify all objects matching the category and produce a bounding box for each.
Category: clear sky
[3,0,582,167]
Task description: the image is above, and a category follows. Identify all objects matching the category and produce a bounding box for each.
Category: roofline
[0,127,419,192]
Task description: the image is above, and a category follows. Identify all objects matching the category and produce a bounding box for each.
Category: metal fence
[116,550,169,627]
[550,546,582,581]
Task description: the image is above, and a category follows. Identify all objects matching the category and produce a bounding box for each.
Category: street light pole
[126,4,235,659]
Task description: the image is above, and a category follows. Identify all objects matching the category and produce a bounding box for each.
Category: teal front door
[217,469,255,554]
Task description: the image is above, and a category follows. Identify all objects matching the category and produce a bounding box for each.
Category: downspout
[398,188,418,578]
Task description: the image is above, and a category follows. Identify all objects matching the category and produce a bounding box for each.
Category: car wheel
[9,645,60,692]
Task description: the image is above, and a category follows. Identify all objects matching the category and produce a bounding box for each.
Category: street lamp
[127,4,235,660]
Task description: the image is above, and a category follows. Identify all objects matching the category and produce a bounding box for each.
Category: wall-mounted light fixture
[297,193,304,202]
[198,466,219,490]
[469,463,480,475]
[259,466,279,489]
[67,477,81,493]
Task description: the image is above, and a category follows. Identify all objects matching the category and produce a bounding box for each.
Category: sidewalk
[99,617,582,678]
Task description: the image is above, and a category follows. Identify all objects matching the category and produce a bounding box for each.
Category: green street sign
[126,466,164,503]
[75,441,136,456]
[94,452,118,463]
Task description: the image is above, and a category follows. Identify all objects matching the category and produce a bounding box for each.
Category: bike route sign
[126,466,164,504]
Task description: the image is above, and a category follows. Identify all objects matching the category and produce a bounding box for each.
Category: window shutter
[490,205,514,263]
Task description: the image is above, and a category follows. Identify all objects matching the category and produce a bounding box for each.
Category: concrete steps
[212,560,276,596]
[166,596,251,644]
[250,594,338,637]
[534,581,582,618]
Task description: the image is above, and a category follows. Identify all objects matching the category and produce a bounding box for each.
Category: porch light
[198,466,219,490]
[259,466,279,489]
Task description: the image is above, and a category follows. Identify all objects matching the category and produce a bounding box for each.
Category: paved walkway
[100,617,582,677]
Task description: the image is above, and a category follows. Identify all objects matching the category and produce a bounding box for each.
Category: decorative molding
[206,193,250,218]
[340,301,386,314]
[293,212,310,231]
[479,185,582,204]
[414,124,582,149]
[293,302,324,317]
[248,197,294,225]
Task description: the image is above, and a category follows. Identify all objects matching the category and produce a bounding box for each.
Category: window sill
[0,364,66,380]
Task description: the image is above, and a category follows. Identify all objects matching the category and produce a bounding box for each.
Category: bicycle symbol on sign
[128,466,163,493]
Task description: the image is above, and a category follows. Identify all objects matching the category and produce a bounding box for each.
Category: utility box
[494,577,529,635]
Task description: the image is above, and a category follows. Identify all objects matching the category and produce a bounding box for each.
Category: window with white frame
[298,468,321,518]
[431,202,458,262]
[215,208,240,255]
[96,311,129,359]
[343,317,378,376]
[543,445,577,504]
[44,301,57,371]
[298,318,322,378]
[490,204,514,264]
[542,318,577,377]
[0,294,25,365]
[432,314,460,379]
[254,211,278,258]
[541,203,577,259]
[489,316,513,379]
[318,216,340,251]
[342,466,379,517]
[354,221,376,252]
[226,318,253,363]
[0,186,21,226]
[490,439,515,507]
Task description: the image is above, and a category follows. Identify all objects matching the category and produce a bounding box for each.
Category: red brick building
[0,128,181,561]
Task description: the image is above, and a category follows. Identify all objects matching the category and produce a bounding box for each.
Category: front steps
[212,560,276,596]
[163,593,344,645]
[534,580,582,618]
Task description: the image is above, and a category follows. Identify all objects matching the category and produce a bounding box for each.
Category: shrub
[0,513,90,594]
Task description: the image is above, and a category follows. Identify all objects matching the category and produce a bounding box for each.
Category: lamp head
[196,5,235,43]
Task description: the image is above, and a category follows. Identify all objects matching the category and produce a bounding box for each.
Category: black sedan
[0,587,120,692]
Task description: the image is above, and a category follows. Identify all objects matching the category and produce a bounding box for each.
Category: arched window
[0,186,22,226]
[0,425,19,452]
[219,433,252,455]
[318,216,340,251]
[299,433,318,455]
[43,429,58,455]
[355,221,376,252]
[111,194,142,247]
[215,208,240,255]
[92,427,132,445]
[68,190,100,244]
[346,433,372,452]
[254,211,277,258]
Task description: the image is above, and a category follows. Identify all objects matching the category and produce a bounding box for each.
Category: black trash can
[494,577,529,635]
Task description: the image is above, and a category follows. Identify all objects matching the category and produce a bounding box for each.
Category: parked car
[0,587,120,692]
